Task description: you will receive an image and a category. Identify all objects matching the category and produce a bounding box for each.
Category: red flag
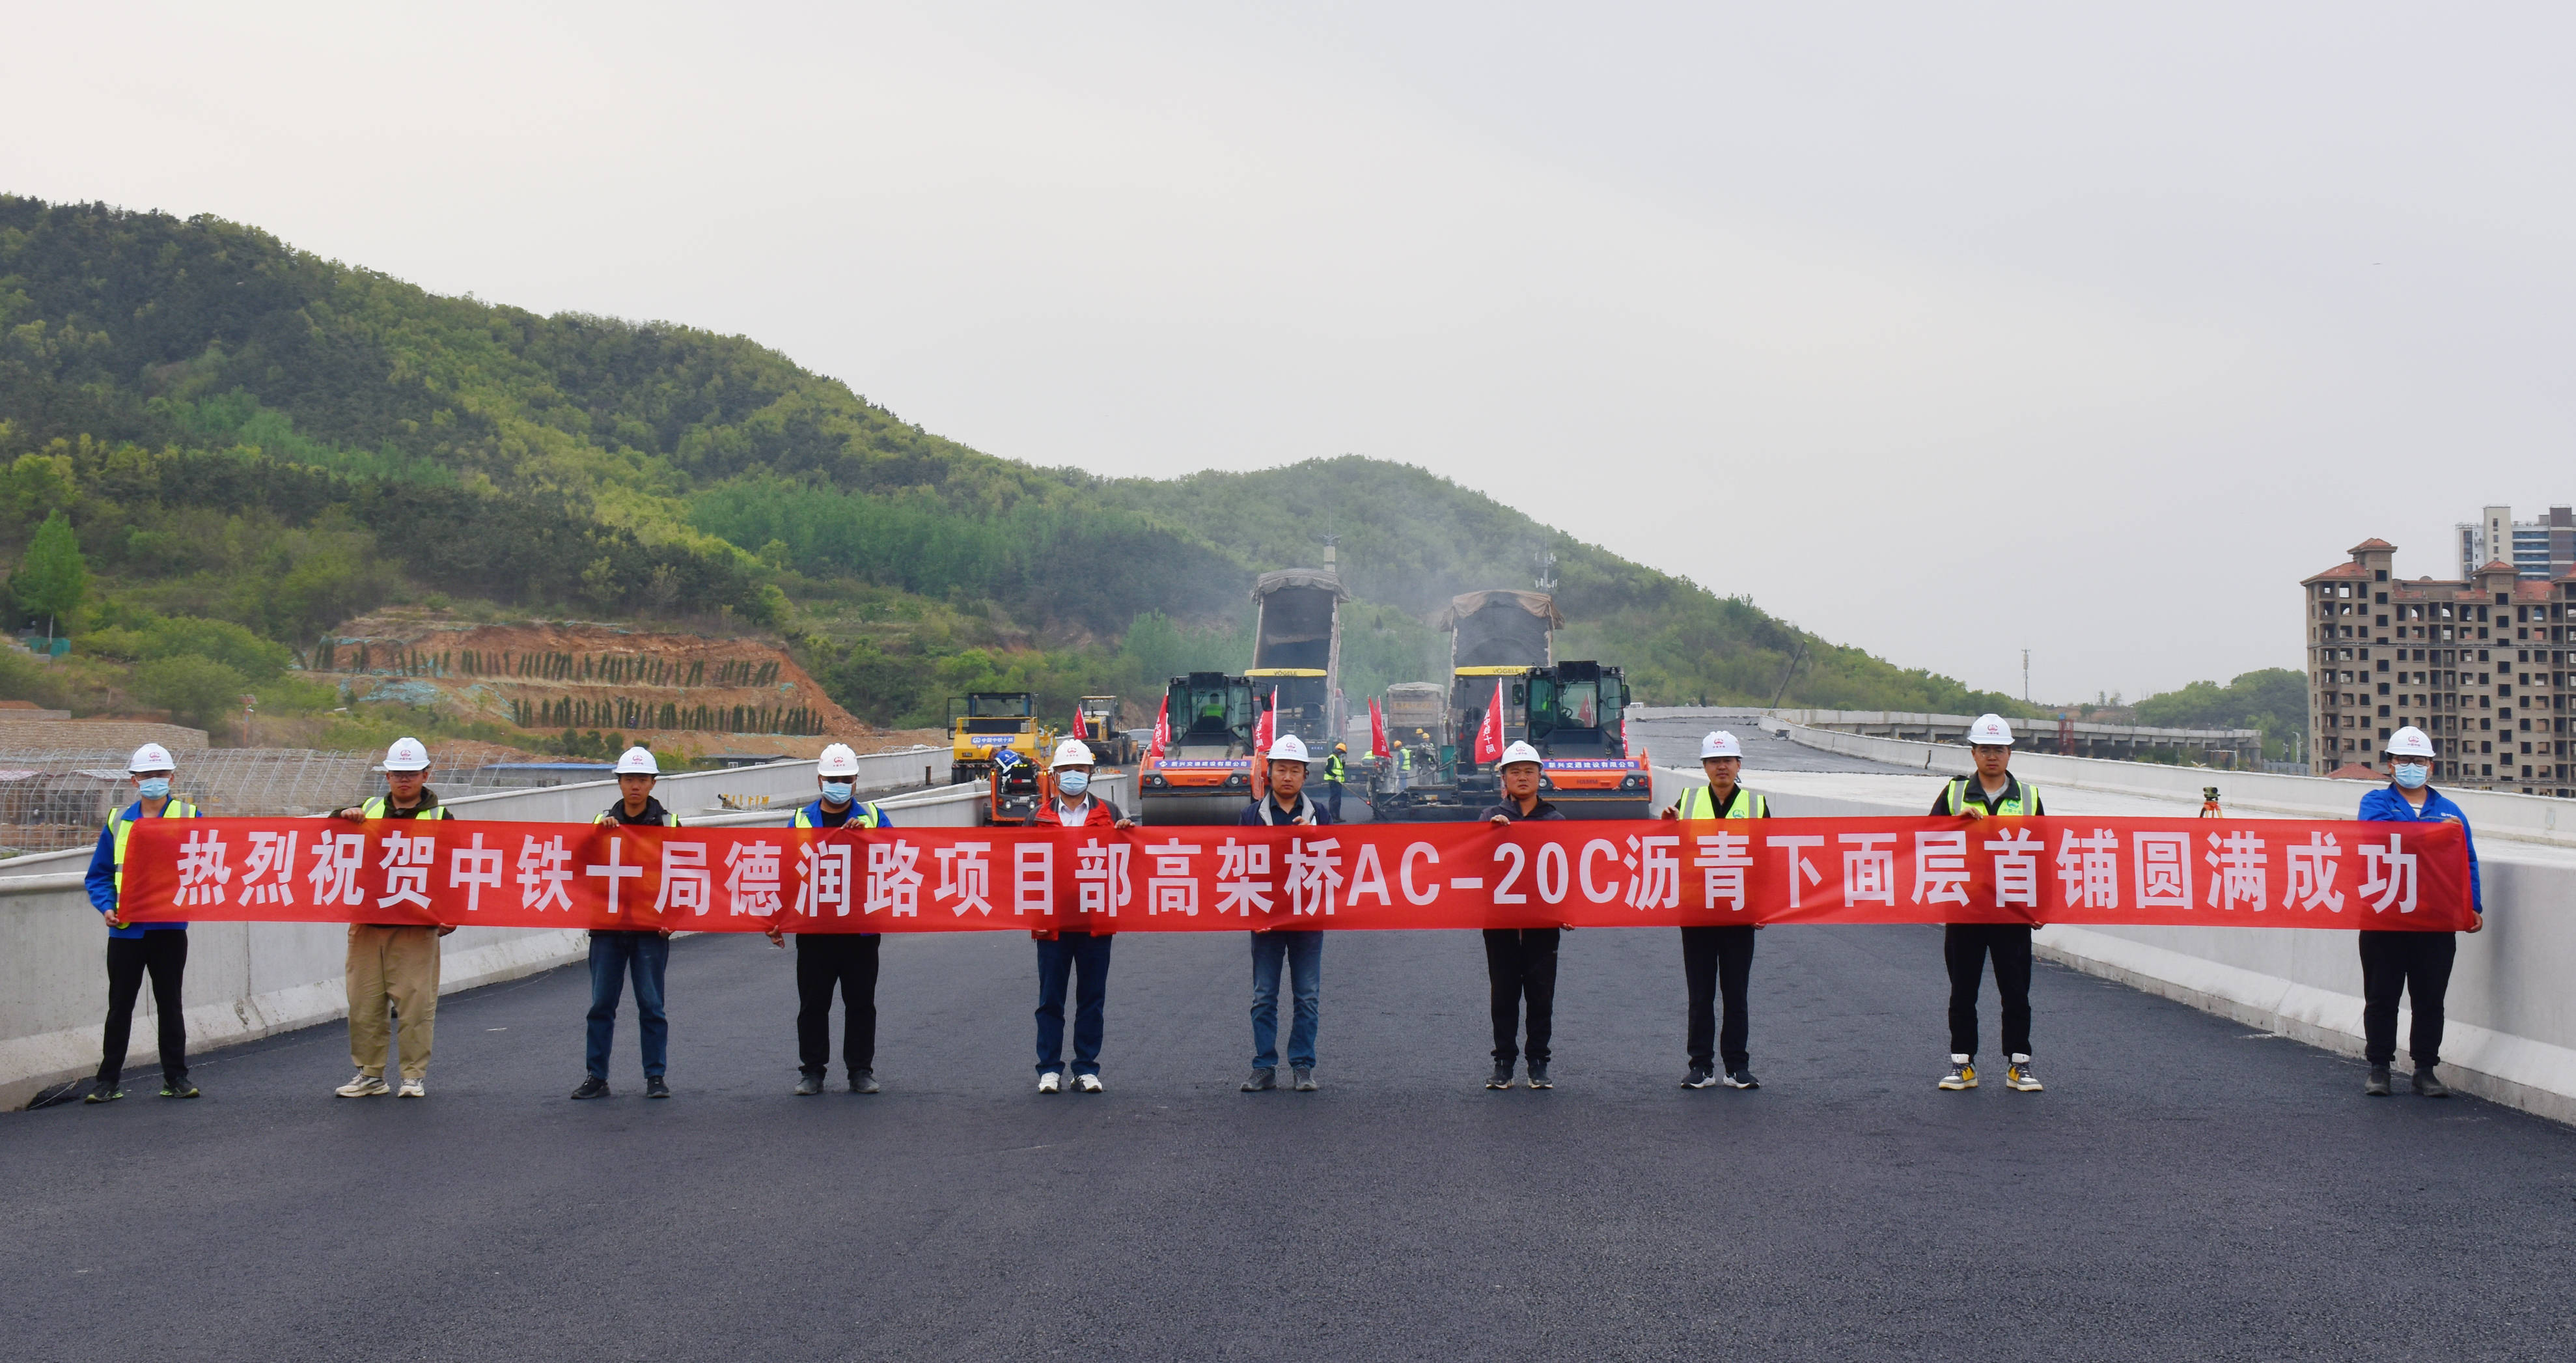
[1368,697,1391,759]
[1473,678,1507,764]
[1255,688,1277,753]
[1148,695,1169,763]
[1074,701,1088,745]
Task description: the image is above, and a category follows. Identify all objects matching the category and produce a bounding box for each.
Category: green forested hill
[0,196,2030,733]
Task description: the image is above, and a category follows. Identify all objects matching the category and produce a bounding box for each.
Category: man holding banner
[1240,733,1331,1094]
[2355,726,2483,1098]
[572,748,680,1102]
[1482,740,1564,1091]
[774,744,896,1097]
[329,737,454,1101]
[1029,740,1132,1094]
[82,743,199,1103]
[1930,715,2045,1095]
[1667,731,1767,1092]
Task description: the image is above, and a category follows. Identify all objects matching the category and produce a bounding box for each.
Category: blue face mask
[2392,763,2430,790]
[821,780,853,804]
[1057,769,1091,797]
[137,777,172,800]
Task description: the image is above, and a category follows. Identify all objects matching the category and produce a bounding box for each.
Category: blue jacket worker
[574,746,680,1101]
[1238,733,1333,1095]
[2355,725,2484,1099]
[81,742,201,1103]
[764,742,894,1097]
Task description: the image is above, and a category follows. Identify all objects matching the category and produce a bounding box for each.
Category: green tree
[13,510,87,635]
[133,654,248,731]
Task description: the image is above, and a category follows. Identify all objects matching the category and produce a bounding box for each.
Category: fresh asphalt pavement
[8,921,2571,1362]
[1629,712,1917,776]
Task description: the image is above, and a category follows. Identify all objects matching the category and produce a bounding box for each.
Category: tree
[133,655,248,731]
[13,510,87,636]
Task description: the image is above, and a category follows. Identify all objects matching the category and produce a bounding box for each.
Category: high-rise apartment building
[2305,538,2573,796]
[2455,505,2575,580]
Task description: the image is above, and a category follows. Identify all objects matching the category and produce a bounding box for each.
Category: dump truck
[1072,696,1139,766]
[948,692,1051,787]
[1137,671,1258,824]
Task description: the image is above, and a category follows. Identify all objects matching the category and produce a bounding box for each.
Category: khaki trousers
[348,925,441,1080]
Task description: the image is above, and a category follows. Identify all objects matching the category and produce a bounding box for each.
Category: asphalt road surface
[8,924,2569,1362]
[1629,712,1917,774]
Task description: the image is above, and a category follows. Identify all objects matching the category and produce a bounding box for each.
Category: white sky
[8,3,2572,702]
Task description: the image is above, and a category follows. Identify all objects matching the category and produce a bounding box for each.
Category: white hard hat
[817,743,861,778]
[1051,738,1097,769]
[1698,731,1743,761]
[383,737,432,772]
[127,742,174,774]
[1966,714,2015,747]
[1266,734,1310,763]
[1498,740,1544,768]
[2385,726,2436,759]
[615,746,659,776]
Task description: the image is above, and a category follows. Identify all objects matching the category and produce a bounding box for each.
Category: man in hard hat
[763,743,897,1097]
[81,743,201,1102]
[1237,733,1333,1093]
[1664,731,1768,1091]
[1481,739,1564,1090]
[2356,725,2484,1098]
[1027,738,1133,1094]
[1930,714,2043,1095]
[572,748,680,1101]
[330,737,454,1100]
[1321,742,1348,822]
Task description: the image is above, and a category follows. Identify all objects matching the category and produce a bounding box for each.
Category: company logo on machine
[969,735,1021,748]
[1542,759,1638,770]
[1153,759,1253,770]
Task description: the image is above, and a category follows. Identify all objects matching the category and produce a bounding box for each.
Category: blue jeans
[587,931,669,1080]
[1250,931,1323,1070]
[1034,932,1113,1075]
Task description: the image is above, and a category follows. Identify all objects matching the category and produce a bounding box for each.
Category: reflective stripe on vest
[361,796,451,820]
[1676,786,1766,820]
[110,800,200,897]
[794,804,882,829]
[1945,776,2037,817]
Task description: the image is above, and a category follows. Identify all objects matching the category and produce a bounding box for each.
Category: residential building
[2455,505,2575,580]
[2305,539,2573,796]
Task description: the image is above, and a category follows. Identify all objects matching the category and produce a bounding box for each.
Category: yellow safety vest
[1323,754,1346,783]
[1944,776,2039,817]
[1675,786,1767,820]
[361,796,452,820]
[109,799,200,899]
[794,802,882,829]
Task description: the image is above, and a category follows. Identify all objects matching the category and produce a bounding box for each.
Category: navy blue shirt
[1238,793,1335,826]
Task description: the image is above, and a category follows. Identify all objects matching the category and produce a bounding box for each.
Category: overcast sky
[9,3,2571,702]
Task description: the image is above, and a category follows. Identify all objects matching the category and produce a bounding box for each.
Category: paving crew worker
[81,743,201,1103]
[763,744,896,1097]
[2356,725,2483,1098]
[329,737,454,1100]
[1663,730,1767,1092]
[571,747,679,1101]
[1480,740,1565,1090]
[1322,742,1348,822]
[1930,714,2043,1095]
[1027,739,1134,1094]
[1238,733,1333,1094]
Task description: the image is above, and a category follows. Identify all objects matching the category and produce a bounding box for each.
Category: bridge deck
[5,925,2566,1361]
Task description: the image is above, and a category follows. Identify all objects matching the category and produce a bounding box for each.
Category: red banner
[118,816,2476,934]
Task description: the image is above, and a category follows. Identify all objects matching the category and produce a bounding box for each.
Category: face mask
[137,777,172,800]
[2392,763,2430,790]
[1056,769,1091,797]
[821,781,853,804]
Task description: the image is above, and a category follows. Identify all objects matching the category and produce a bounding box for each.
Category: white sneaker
[398,1078,426,1099]
[336,1073,389,1098]
[1075,1073,1105,1094]
[1037,1071,1062,1094]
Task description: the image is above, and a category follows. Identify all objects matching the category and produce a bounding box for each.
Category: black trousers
[2359,930,2457,1067]
[796,933,881,1077]
[1482,928,1559,1065]
[1681,925,1756,1072]
[1943,923,2032,1060]
[100,931,189,1084]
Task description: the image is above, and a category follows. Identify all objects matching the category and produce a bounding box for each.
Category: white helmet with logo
[127,742,175,774]
[1051,738,1098,768]
[1498,740,1544,768]
[817,743,862,778]
[1266,734,1310,763]
[1698,731,1743,760]
[2385,726,2436,759]
[383,737,432,772]
[1966,714,2015,748]
[615,746,660,776]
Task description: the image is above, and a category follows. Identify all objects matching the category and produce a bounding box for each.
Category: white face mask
[1057,769,1090,798]
[821,780,853,804]
[2392,762,2430,790]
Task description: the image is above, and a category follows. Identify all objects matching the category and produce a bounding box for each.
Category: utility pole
[2022,649,2030,704]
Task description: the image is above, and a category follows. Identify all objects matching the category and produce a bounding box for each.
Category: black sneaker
[2413,1067,2450,1099]
[644,1076,671,1099]
[84,1080,124,1104]
[1527,1063,1553,1089]
[1723,1069,1760,1090]
[2365,1066,2392,1097]
[1242,1067,1277,1092]
[1682,1066,1717,1089]
[570,1076,611,1100]
[1486,1063,1514,1090]
[794,1073,824,1096]
[159,1076,199,1099]
[850,1071,879,1095]
[1292,1067,1317,1091]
